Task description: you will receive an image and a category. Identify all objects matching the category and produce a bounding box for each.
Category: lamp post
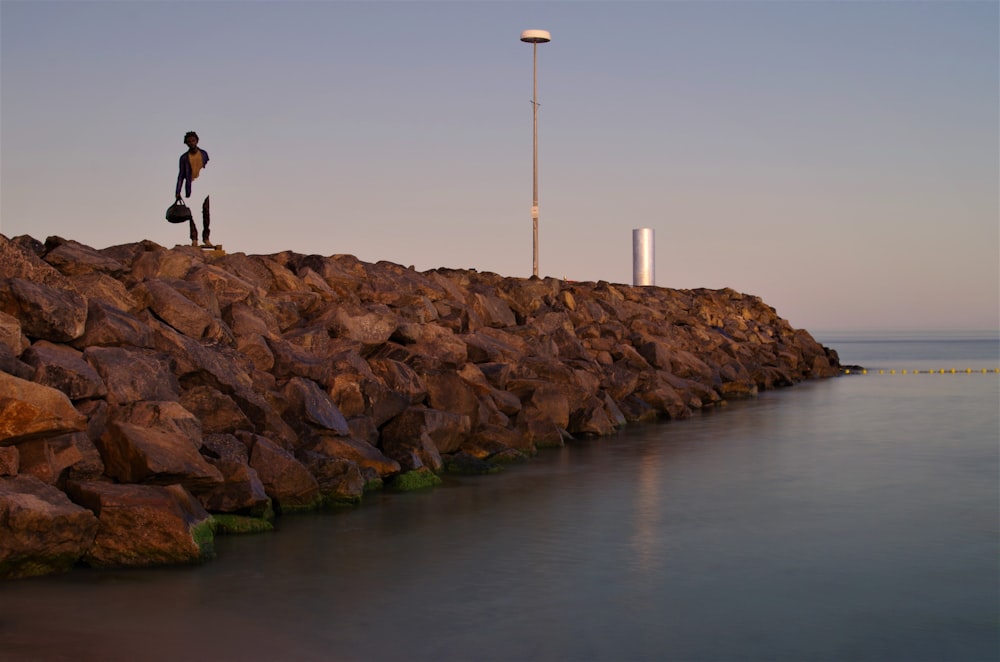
[520,29,550,278]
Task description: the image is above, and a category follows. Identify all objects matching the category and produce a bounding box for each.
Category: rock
[0,235,72,288]
[96,419,223,491]
[180,385,254,435]
[66,481,214,568]
[21,340,107,401]
[68,272,136,313]
[383,406,471,455]
[295,451,365,505]
[72,298,154,349]
[0,446,18,475]
[15,433,85,485]
[42,237,124,277]
[131,278,219,340]
[423,370,482,430]
[198,433,271,516]
[240,433,323,513]
[0,372,88,445]
[0,474,99,579]
[307,433,401,478]
[0,278,87,342]
[281,376,351,436]
[83,346,180,405]
[0,310,27,356]
[379,413,444,473]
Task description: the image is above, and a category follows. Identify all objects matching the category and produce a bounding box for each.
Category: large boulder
[72,299,153,349]
[0,475,99,579]
[42,237,124,277]
[239,433,322,512]
[0,278,87,342]
[0,372,88,445]
[307,433,401,478]
[281,376,351,436]
[66,481,215,568]
[83,346,180,405]
[21,340,107,401]
[96,418,224,491]
[197,433,271,516]
[131,278,220,340]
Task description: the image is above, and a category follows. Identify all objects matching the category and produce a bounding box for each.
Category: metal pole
[520,29,549,277]
[531,41,539,277]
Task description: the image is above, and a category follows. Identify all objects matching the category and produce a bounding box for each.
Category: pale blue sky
[2,0,997,333]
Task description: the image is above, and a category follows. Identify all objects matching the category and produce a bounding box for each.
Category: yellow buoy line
[842,367,1000,376]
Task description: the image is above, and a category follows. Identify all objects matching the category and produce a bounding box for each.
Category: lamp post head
[520,29,551,44]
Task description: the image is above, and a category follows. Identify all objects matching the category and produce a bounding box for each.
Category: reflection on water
[1,338,998,661]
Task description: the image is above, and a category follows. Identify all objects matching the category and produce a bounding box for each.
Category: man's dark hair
[184,131,199,143]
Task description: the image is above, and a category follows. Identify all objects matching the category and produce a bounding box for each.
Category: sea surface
[1,331,997,662]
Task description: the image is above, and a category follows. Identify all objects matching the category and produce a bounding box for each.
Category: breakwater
[0,234,839,579]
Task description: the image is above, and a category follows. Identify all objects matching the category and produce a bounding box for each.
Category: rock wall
[0,234,840,579]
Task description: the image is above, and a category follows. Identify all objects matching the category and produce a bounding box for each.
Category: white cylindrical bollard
[632,228,655,286]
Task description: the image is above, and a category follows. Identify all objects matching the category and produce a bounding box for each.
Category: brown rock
[281,376,350,436]
[198,433,271,516]
[0,372,87,445]
[0,278,87,342]
[0,475,99,578]
[423,371,482,430]
[131,278,219,340]
[0,235,73,289]
[68,272,136,312]
[66,480,214,568]
[382,405,470,455]
[308,433,401,478]
[72,299,154,349]
[0,310,27,356]
[97,420,223,491]
[240,433,322,511]
[42,238,124,277]
[15,432,85,485]
[0,446,19,476]
[84,345,180,405]
[180,385,254,435]
[295,451,366,503]
[21,340,107,400]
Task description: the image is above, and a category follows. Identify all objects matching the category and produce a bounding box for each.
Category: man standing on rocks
[175,131,212,248]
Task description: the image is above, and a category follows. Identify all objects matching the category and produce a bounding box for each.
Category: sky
[1,0,998,334]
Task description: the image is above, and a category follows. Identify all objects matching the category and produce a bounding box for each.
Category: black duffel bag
[166,199,193,224]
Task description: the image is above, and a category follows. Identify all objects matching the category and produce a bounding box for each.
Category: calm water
[2,332,998,662]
